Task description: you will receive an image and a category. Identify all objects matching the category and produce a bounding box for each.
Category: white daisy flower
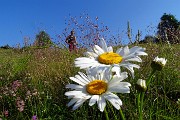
[65,68,131,112]
[177,98,180,104]
[75,38,147,78]
[151,56,167,71]
[153,56,167,66]
[136,79,147,92]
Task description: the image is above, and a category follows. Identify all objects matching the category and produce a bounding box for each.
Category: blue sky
[0,0,180,47]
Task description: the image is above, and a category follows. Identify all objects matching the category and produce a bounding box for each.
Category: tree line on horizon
[139,13,180,44]
[1,13,180,49]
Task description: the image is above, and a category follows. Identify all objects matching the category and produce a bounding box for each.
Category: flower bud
[177,99,180,104]
[151,56,167,71]
[135,79,147,92]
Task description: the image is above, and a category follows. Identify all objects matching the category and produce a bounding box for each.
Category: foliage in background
[0,43,179,119]
[157,13,180,44]
[34,31,54,48]
[139,35,156,44]
[0,44,12,49]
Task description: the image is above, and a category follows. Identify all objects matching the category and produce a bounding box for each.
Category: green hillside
[0,43,179,120]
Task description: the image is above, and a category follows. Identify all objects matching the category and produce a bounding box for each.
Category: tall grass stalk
[104,108,109,120]
[138,69,156,120]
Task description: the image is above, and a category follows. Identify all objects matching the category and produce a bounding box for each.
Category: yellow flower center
[86,80,107,95]
[98,52,123,65]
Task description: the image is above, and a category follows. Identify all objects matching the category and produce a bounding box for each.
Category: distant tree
[34,31,53,47]
[157,13,180,44]
[139,35,156,44]
[0,44,12,49]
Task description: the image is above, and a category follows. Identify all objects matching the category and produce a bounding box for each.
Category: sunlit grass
[0,43,179,119]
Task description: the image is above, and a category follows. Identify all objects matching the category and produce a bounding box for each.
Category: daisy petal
[128,47,147,56]
[94,45,105,54]
[107,46,113,52]
[119,46,129,56]
[98,96,106,112]
[104,92,122,110]
[65,91,82,96]
[67,98,79,107]
[129,46,142,52]
[78,72,91,83]
[70,77,86,86]
[89,95,99,106]
[72,99,87,110]
[120,62,140,78]
[108,82,131,93]
[119,72,129,80]
[99,38,108,52]
[135,51,148,56]
[109,72,128,86]
[75,74,89,84]
[116,47,123,54]
[124,56,142,62]
[75,57,99,69]
[66,84,83,90]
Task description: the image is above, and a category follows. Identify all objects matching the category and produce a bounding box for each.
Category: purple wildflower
[16,97,25,112]
[32,115,38,120]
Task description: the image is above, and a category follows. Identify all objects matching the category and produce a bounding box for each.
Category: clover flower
[16,97,25,112]
[12,80,22,92]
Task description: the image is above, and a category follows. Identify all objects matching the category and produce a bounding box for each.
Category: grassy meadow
[0,43,180,120]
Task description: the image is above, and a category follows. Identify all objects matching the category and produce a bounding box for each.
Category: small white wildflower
[136,79,147,92]
[177,99,180,104]
[151,56,167,71]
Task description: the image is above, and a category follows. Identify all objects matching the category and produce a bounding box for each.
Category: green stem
[138,69,156,120]
[119,108,125,120]
[146,70,156,87]
[104,108,109,120]
[139,92,144,120]
[108,102,118,120]
[137,93,141,119]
